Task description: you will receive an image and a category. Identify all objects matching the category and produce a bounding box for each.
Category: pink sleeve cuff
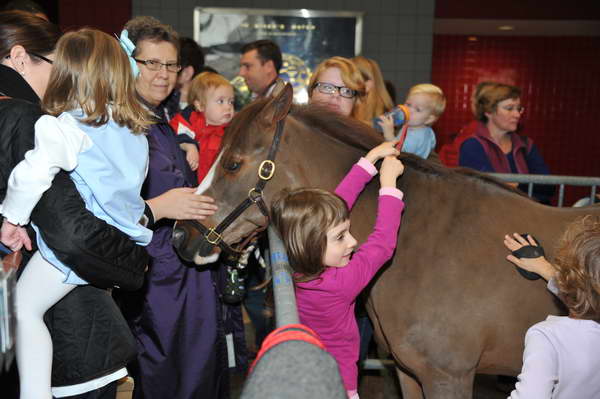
[379,187,404,200]
[357,157,377,176]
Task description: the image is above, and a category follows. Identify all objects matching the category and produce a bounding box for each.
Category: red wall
[58,0,131,35]
[431,34,600,203]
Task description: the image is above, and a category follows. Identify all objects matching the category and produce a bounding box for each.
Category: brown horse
[173,85,599,398]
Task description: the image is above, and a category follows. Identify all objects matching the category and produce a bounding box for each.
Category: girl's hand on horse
[366,141,400,164]
[145,188,218,222]
[379,156,405,187]
[0,219,32,251]
[377,113,396,142]
[504,233,556,281]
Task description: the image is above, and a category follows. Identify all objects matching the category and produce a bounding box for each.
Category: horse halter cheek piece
[186,117,287,257]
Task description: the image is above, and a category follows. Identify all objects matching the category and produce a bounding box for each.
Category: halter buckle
[248,188,263,203]
[205,228,222,245]
[258,160,275,181]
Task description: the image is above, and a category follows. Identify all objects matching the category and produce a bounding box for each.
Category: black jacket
[0,64,143,386]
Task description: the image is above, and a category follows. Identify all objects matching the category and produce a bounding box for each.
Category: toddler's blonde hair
[407,83,446,121]
[188,71,233,107]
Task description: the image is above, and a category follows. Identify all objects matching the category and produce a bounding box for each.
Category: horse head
[172,84,296,263]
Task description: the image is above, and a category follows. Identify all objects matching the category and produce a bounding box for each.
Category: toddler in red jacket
[170,72,235,182]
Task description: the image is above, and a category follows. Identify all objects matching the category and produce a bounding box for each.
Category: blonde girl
[0,29,152,399]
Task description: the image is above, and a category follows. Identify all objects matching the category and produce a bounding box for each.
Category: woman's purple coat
[122,112,228,399]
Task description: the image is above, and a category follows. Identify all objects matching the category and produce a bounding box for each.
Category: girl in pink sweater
[271,142,405,399]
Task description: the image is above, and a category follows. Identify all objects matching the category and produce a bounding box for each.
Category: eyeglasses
[28,52,53,64]
[3,52,53,65]
[134,58,182,73]
[500,105,525,114]
[313,82,358,99]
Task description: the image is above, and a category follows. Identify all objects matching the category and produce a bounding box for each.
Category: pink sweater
[295,159,405,391]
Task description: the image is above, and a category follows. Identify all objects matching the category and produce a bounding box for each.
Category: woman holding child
[116,16,228,399]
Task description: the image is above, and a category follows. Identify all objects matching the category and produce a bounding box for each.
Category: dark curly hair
[123,16,179,58]
[553,215,600,321]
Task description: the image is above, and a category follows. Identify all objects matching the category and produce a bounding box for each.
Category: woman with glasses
[116,16,228,399]
[308,56,367,120]
[459,82,554,204]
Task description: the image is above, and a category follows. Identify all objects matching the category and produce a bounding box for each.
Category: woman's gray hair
[123,16,179,58]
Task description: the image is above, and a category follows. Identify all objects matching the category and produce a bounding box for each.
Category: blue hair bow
[118,29,139,77]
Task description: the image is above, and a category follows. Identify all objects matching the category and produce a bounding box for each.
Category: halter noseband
[179,116,287,257]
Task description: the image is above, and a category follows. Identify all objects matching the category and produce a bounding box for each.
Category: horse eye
[224,161,242,172]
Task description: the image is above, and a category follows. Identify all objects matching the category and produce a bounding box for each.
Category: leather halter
[185,116,287,257]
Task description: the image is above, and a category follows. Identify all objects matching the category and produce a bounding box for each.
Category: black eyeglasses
[134,58,182,73]
[28,52,53,64]
[4,52,53,65]
[313,82,358,99]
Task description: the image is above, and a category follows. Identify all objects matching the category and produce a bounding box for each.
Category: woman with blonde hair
[352,55,393,121]
[308,56,367,120]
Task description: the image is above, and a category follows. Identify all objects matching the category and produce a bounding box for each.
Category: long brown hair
[553,215,600,321]
[352,55,393,121]
[0,10,60,61]
[42,29,152,133]
[271,188,349,282]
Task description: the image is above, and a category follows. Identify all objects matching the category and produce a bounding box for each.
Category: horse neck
[284,116,366,189]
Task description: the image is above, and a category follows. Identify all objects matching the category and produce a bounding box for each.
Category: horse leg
[418,368,475,399]
[396,367,424,399]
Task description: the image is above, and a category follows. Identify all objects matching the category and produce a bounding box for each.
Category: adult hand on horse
[0,218,32,251]
[504,233,556,281]
[365,140,400,164]
[379,156,405,187]
[146,187,218,222]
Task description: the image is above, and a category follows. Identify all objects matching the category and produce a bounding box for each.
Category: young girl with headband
[0,29,153,399]
[271,142,405,399]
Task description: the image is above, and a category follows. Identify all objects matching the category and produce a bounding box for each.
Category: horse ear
[261,83,293,125]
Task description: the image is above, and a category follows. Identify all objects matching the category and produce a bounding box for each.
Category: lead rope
[222,236,269,304]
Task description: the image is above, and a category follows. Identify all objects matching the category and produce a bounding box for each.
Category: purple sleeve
[509,328,558,399]
[143,133,188,199]
[338,195,404,300]
[334,161,375,210]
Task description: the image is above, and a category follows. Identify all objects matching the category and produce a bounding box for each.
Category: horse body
[173,86,599,398]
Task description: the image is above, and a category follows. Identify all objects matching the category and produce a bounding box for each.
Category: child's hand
[504,233,556,281]
[1,219,32,251]
[180,143,199,171]
[379,156,404,187]
[377,114,396,142]
[365,141,400,164]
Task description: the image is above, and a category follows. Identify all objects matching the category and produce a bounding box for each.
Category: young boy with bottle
[376,83,446,159]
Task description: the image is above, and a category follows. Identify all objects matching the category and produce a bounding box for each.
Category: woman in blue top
[459,82,554,204]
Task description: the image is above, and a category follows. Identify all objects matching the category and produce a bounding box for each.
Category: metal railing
[489,173,600,207]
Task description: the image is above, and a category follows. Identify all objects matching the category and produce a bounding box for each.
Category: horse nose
[171,228,187,250]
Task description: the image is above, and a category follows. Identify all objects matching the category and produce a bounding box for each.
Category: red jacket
[170,107,227,183]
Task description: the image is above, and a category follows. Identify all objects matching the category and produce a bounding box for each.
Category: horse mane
[291,103,382,151]
[399,153,525,196]
[222,98,521,196]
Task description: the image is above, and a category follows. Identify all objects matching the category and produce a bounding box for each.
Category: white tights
[15,251,76,399]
